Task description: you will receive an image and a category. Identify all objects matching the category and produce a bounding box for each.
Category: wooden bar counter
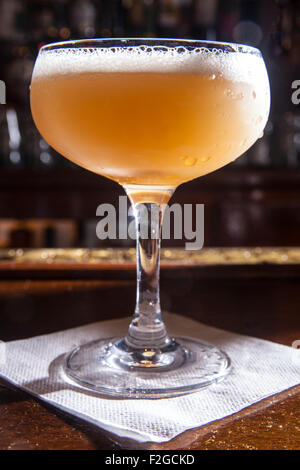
[0,248,299,450]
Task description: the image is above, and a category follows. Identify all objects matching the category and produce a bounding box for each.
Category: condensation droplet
[226,89,244,100]
[256,116,263,124]
[185,157,198,167]
[208,73,216,80]
[181,155,198,167]
[200,156,211,163]
[252,91,257,99]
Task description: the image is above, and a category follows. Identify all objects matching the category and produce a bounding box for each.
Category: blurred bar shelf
[2,247,300,280]
[1,166,300,218]
[1,166,300,248]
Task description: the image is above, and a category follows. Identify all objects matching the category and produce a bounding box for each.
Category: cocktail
[30,39,270,397]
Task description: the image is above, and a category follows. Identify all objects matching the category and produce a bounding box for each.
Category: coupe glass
[30,38,270,398]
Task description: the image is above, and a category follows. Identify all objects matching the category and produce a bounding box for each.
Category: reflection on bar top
[0,247,299,265]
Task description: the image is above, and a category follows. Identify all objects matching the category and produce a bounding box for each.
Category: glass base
[64,336,231,398]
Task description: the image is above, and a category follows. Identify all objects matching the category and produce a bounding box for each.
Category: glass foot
[64,336,231,398]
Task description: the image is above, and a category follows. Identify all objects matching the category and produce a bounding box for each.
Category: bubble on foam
[32,45,269,89]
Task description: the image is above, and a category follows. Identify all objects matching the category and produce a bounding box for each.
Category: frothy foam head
[32,45,269,87]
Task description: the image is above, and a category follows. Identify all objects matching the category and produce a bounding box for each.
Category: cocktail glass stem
[125,191,173,352]
[64,184,231,395]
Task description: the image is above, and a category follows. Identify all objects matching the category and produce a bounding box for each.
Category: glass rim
[39,37,262,56]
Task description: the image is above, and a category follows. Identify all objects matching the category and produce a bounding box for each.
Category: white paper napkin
[0,313,299,443]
